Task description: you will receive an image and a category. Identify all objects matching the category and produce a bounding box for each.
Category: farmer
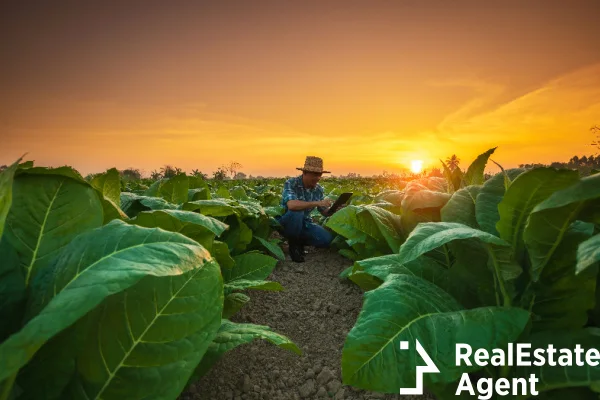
[278,156,334,263]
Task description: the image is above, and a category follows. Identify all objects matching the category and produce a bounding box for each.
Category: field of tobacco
[0,147,599,399]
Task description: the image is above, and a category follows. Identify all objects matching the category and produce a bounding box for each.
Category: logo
[399,339,440,395]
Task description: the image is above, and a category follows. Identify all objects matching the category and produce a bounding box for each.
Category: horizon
[2,1,600,176]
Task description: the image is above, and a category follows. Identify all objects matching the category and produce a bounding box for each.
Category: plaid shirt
[281,175,326,221]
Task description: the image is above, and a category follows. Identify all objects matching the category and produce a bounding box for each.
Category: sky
[1,0,599,177]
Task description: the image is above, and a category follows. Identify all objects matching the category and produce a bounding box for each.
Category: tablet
[325,192,353,216]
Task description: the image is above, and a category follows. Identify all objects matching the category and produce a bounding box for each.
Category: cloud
[434,63,600,164]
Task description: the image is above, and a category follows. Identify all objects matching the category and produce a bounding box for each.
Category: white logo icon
[399,339,440,395]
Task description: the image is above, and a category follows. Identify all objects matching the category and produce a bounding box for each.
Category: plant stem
[492,273,501,306]
[0,373,17,400]
[487,247,512,307]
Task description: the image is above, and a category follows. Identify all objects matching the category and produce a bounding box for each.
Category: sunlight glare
[411,160,423,173]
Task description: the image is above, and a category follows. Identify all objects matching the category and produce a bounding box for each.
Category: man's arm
[287,199,331,211]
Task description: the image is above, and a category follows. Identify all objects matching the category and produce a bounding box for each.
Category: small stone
[334,389,345,400]
[370,392,385,399]
[314,364,323,374]
[305,368,315,379]
[317,368,334,385]
[312,299,322,310]
[298,379,316,398]
[253,385,260,393]
[272,369,280,379]
[277,380,286,389]
[242,375,251,393]
[234,397,242,400]
[316,386,328,397]
[225,391,234,400]
[327,380,342,393]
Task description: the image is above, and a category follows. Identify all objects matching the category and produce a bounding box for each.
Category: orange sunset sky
[1,0,599,177]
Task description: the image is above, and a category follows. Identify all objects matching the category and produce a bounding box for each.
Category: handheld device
[325,192,353,216]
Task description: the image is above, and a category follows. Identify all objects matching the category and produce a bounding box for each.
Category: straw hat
[296,156,331,174]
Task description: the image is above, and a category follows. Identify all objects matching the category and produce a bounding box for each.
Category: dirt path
[181,246,434,400]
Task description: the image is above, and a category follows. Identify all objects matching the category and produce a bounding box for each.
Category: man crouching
[277,156,334,263]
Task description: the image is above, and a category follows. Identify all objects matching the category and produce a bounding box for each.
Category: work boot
[288,238,305,263]
[299,238,307,255]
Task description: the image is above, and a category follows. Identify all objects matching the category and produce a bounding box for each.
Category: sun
[410,160,423,173]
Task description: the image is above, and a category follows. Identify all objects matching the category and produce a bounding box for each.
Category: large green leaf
[531,221,596,331]
[15,166,87,183]
[447,239,498,308]
[15,315,93,400]
[0,220,213,382]
[524,172,600,281]
[440,185,482,228]
[349,254,448,292]
[357,205,405,253]
[440,160,462,192]
[0,158,21,241]
[224,280,283,292]
[101,197,128,224]
[512,328,600,394]
[190,320,300,381]
[129,209,228,250]
[143,180,161,197]
[374,190,404,207]
[243,213,273,242]
[66,254,222,399]
[211,240,234,269]
[0,238,25,342]
[414,177,449,193]
[325,206,368,245]
[577,234,600,274]
[237,200,266,218]
[188,176,210,192]
[220,215,253,255]
[223,293,250,319]
[342,274,530,393]
[464,147,496,186]
[157,173,189,204]
[120,193,178,218]
[255,237,285,261]
[401,187,452,212]
[182,199,239,217]
[326,205,405,258]
[90,168,121,207]
[188,188,211,201]
[230,186,249,200]
[398,222,521,305]
[223,251,278,284]
[475,168,525,236]
[215,186,232,199]
[400,183,449,236]
[5,169,104,286]
[496,168,578,258]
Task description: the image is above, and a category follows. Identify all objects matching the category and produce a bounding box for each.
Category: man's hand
[317,199,332,208]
